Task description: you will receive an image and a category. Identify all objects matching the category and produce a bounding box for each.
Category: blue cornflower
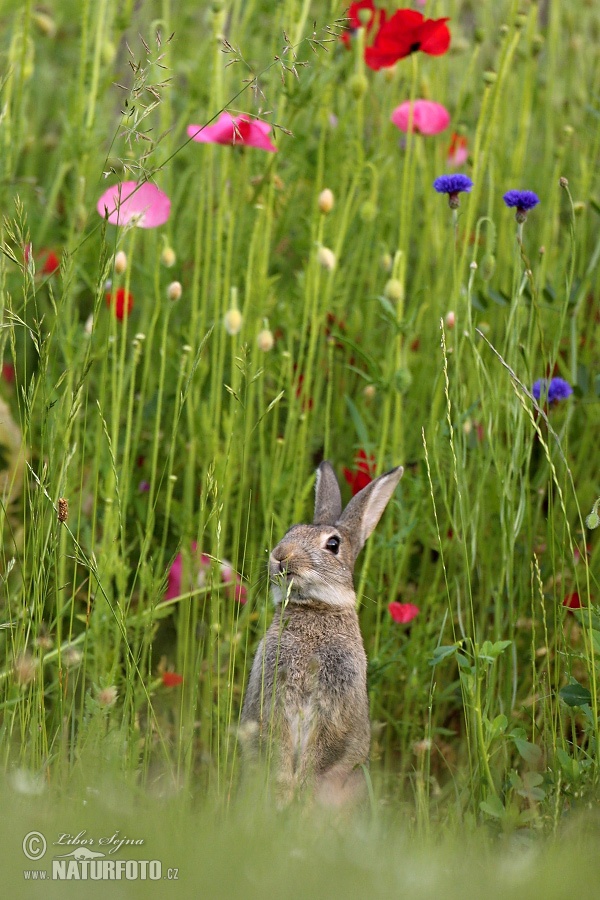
[434,174,474,209]
[532,377,573,404]
[503,190,540,222]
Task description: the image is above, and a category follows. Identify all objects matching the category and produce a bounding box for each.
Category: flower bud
[445,311,456,329]
[224,308,243,335]
[349,73,368,98]
[318,189,334,214]
[360,201,377,223]
[161,246,176,268]
[98,686,118,707]
[380,253,392,273]
[114,250,127,275]
[317,246,336,271]
[384,278,404,303]
[14,652,37,686]
[532,34,544,56]
[167,281,182,301]
[257,328,274,352]
[480,253,496,281]
[33,11,57,37]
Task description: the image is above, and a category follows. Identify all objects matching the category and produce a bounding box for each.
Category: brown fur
[240,461,403,808]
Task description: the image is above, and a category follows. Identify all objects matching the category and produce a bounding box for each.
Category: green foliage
[0,0,598,858]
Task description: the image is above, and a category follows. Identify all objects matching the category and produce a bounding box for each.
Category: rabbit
[240,460,404,808]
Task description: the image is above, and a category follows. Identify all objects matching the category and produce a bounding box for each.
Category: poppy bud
[224,309,243,335]
[349,74,368,98]
[114,251,127,274]
[317,247,336,271]
[167,281,182,301]
[480,253,496,281]
[102,41,116,66]
[318,189,334,214]
[360,201,377,223]
[394,368,413,393]
[33,11,57,37]
[532,34,544,55]
[161,246,176,267]
[257,328,274,352]
[384,279,404,303]
[445,311,456,329]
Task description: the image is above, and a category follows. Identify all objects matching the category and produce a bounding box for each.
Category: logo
[21,830,179,882]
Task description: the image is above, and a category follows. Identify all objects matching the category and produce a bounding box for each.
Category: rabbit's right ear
[337,466,403,561]
[313,461,343,525]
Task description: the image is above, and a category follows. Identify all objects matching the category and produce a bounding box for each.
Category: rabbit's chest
[276,633,365,701]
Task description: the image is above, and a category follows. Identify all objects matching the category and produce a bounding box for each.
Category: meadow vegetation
[0,0,599,892]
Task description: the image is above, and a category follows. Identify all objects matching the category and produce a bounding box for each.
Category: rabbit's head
[269,461,403,608]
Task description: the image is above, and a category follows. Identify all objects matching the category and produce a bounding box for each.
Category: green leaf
[487,714,508,739]
[556,748,580,781]
[429,644,460,667]
[513,738,543,766]
[559,680,592,708]
[477,639,512,662]
[480,796,505,819]
[487,288,509,307]
[344,395,370,450]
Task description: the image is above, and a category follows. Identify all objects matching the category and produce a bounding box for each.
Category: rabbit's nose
[270,551,288,575]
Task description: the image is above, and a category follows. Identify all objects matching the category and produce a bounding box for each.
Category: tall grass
[0,0,599,873]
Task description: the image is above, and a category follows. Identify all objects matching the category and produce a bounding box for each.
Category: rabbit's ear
[337,466,403,559]
[313,461,343,525]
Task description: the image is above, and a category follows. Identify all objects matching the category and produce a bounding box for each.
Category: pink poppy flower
[96,181,171,228]
[388,602,420,624]
[447,132,469,167]
[391,100,450,136]
[220,562,248,605]
[165,544,212,601]
[187,113,278,152]
[164,544,246,603]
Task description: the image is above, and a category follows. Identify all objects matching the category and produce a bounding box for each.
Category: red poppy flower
[294,372,314,411]
[2,363,15,384]
[343,450,376,496]
[447,132,469,167]
[365,9,451,70]
[40,249,60,275]
[388,601,420,624]
[105,287,134,321]
[162,671,184,687]
[342,0,386,47]
[562,592,582,610]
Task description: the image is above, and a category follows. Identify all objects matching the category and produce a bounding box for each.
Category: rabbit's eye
[325,535,341,554]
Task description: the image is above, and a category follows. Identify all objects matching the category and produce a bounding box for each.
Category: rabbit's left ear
[337,466,404,559]
[314,461,343,525]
